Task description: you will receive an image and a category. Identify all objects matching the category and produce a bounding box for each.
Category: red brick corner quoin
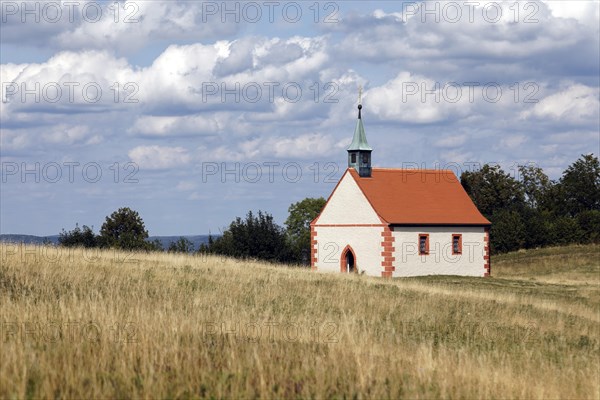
[484,227,491,277]
[381,226,396,278]
[310,225,318,271]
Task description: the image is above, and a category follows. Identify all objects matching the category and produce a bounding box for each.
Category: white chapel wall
[314,226,383,276]
[391,226,486,277]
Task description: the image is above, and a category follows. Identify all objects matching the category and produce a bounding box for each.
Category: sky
[1,0,599,236]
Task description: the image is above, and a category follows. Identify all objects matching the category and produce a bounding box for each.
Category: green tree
[168,237,195,253]
[461,164,526,218]
[548,216,583,245]
[461,165,527,253]
[209,210,292,263]
[99,207,149,250]
[59,224,98,248]
[460,156,600,253]
[285,197,326,264]
[490,210,526,253]
[518,163,552,209]
[558,154,600,216]
[522,209,552,249]
[576,210,600,243]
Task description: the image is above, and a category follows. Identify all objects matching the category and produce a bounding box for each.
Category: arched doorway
[340,246,357,273]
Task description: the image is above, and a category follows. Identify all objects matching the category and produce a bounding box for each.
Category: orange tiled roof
[348,168,491,225]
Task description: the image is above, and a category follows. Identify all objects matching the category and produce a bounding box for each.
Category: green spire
[347,104,372,151]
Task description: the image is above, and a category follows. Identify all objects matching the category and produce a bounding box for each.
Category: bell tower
[347,86,372,178]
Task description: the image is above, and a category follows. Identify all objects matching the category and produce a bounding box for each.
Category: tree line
[461,154,599,253]
[59,154,598,261]
[58,197,326,264]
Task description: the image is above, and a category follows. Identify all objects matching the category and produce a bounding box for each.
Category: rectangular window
[452,234,462,255]
[351,154,356,163]
[419,234,429,255]
[362,154,369,163]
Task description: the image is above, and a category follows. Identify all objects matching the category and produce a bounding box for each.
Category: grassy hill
[1,243,598,398]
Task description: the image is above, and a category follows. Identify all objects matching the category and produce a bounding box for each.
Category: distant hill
[0,234,214,251]
[0,234,60,245]
[147,235,214,250]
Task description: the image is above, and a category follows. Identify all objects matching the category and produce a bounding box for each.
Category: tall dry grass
[1,243,598,399]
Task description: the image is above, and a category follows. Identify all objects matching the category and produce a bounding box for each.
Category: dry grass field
[1,243,599,399]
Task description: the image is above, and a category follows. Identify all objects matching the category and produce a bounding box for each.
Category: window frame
[452,234,462,255]
[418,234,429,255]
[351,153,357,163]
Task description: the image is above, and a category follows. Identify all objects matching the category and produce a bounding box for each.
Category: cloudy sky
[1,0,599,236]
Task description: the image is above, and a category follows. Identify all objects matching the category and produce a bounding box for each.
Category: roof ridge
[363,167,457,174]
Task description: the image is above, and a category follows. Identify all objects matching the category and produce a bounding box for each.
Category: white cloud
[0,35,330,131]
[128,115,221,136]
[194,132,337,162]
[137,36,328,113]
[1,50,138,118]
[42,125,91,145]
[332,1,597,84]
[543,0,600,29]
[128,145,191,170]
[521,84,599,124]
[367,71,473,123]
[267,133,336,158]
[1,1,238,53]
[1,123,103,151]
